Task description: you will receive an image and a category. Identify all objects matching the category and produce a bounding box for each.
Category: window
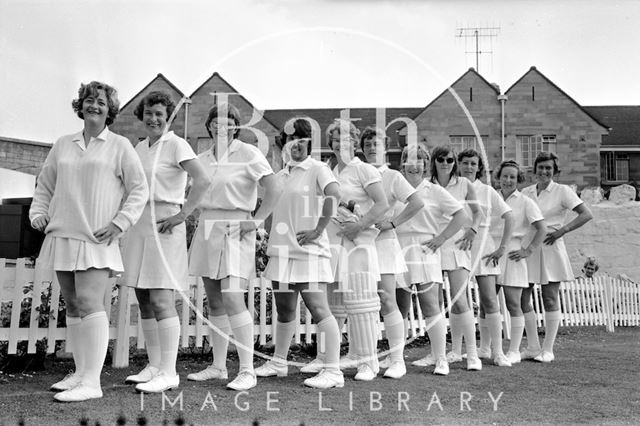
[601,152,629,182]
[449,135,485,153]
[517,135,556,167]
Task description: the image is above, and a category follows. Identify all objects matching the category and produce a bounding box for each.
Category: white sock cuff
[66,316,81,326]
[82,311,107,321]
[511,316,525,326]
[157,316,180,329]
[477,317,486,326]
[524,311,537,321]
[141,318,158,331]
[485,312,501,320]
[277,319,297,327]
[228,311,253,328]
[450,312,464,322]
[545,310,562,321]
[383,310,404,326]
[317,316,334,328]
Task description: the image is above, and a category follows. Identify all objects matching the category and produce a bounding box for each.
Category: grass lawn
[0,326,638,425]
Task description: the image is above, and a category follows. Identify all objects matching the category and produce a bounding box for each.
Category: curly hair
[495,160,526,183]
[458,148,485,180]
[429,145,458,183]
[533,151,560,175]
[326,119,360,150]
[205,103,242,138]
[71,81,120,126]
[277,117,314,155]
[133,91,176,121]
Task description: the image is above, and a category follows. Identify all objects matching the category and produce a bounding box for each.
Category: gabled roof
[120,73,185,111]
[584,106,640,146]
[189,72,279,130]
[505,66,610,131]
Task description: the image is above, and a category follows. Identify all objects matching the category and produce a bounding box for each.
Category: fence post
[603,277,615,333]
[113,284,132,367]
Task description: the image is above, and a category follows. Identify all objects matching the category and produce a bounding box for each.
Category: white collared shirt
[332,157,381,215]
[377,164,416,222]
[521,180,582,231]
[499,190,544,239]
[468,179,511,228]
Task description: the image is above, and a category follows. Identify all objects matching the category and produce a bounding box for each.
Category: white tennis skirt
[37,235,123,274]
[397,233,443,287]
[188,209,256,281]
[263,255,333,284]
[497,238,529,288]
[440,233,471,272]
[121,203,188,290]
[375,230,407,275]
[470,227,501,276]
[526,236,574,284]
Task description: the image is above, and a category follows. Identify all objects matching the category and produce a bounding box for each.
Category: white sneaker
[411,354,436,367]
[125,365,159,384]
[433,357,449,376]
[354,364,376,381]
[520,348,542,360]
[534,351,555,363]
[187,365,228,381]
[466,356,482,371]
[50,372,82,391]
[135,372,179,393]
[304,369,344,389]
[300,358,324,374]
[378,356,391,369]
[227,370,257,391]
[506,351,521,364]
[54,384,103,402]
[255,360,288,377]
[477,347,492,359]
[383,361,406,379]
[339,354,358,369]
[493,353,512,367]
[446,351,464,363]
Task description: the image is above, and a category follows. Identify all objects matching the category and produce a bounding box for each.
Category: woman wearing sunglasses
[428,145,483,371]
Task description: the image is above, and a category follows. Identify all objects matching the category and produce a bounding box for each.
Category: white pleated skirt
[121,203,188,290]
[397,233,443,287]
[188,209,256,282]
[497,238,529,288]
[375,230,408,275]
[439,232,471,272]
[526,236,574,284]
[37,235,123,274]
[263,255,333,284]
[470,226,501,276]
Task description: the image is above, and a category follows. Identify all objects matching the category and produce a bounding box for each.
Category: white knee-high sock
[274,319,297,362]
[208,314,231,370]
[79,311,109,389]
[157,316,180,376]
[66,316,83,375]
[478,317,490,352]
[317,316,341,372]
[228,311,254,373]
[140,318,161,368]
[383,310,405,363]
[542,310,562,353]
[425,314,447,359]
[508,316,525,354]
[460,310,478,359]
[485,312,504,357]
[524,311,541,351]
[448,313,464,355]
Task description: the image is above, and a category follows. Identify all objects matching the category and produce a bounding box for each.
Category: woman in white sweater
[30,81,148,402]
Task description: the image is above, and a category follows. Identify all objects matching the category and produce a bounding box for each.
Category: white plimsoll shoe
[50,372,82,391]
[378,356,391,369]
[506,351,521,365]
[226,370,257,391]
[477,347,492,359]
[339,354,358,369]
[383,361,406,379]
[135,372,180,393]
[446,351,464,363]
[300,358,324,374]
[187,365,228,381]
[534,351,555,363]
[304,369,344,389]
[520,348,542,360]
[54,384,103,402]
[354,364,376,381]
[125,365,159,384]
[466,356,483,371]
[493,353,512,367]
[411,354,436,367]
[433,357,449,376]
[255,360,288,377]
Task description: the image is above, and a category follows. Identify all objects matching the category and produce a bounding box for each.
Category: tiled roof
[120,73,185,112]
[584,106,640,146]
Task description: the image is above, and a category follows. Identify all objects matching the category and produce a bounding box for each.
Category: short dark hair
[457,148,485,179]
[71,81,120,126]
[205,103,242,138]
[401,144,430,176]
[534,151,560,175]
[133,91,176,121]
[359,127,389,152]
[430,145,458,183]
[495,160,525,183]
[277,117,313,155]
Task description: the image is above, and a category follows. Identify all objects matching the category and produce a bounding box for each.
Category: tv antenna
[455,25,500,73]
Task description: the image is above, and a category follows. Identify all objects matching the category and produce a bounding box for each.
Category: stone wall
[0,137,51,176]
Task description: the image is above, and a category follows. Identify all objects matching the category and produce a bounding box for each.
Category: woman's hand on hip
[32,215,49,232]
[93,223,123,245]
[156,212,186,234]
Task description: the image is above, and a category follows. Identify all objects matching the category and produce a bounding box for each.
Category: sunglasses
[436,157,455,164]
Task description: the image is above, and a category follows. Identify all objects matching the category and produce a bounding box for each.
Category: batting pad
[343,272,381,370]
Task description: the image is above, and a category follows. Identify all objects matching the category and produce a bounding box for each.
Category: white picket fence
[1,258,638,367]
